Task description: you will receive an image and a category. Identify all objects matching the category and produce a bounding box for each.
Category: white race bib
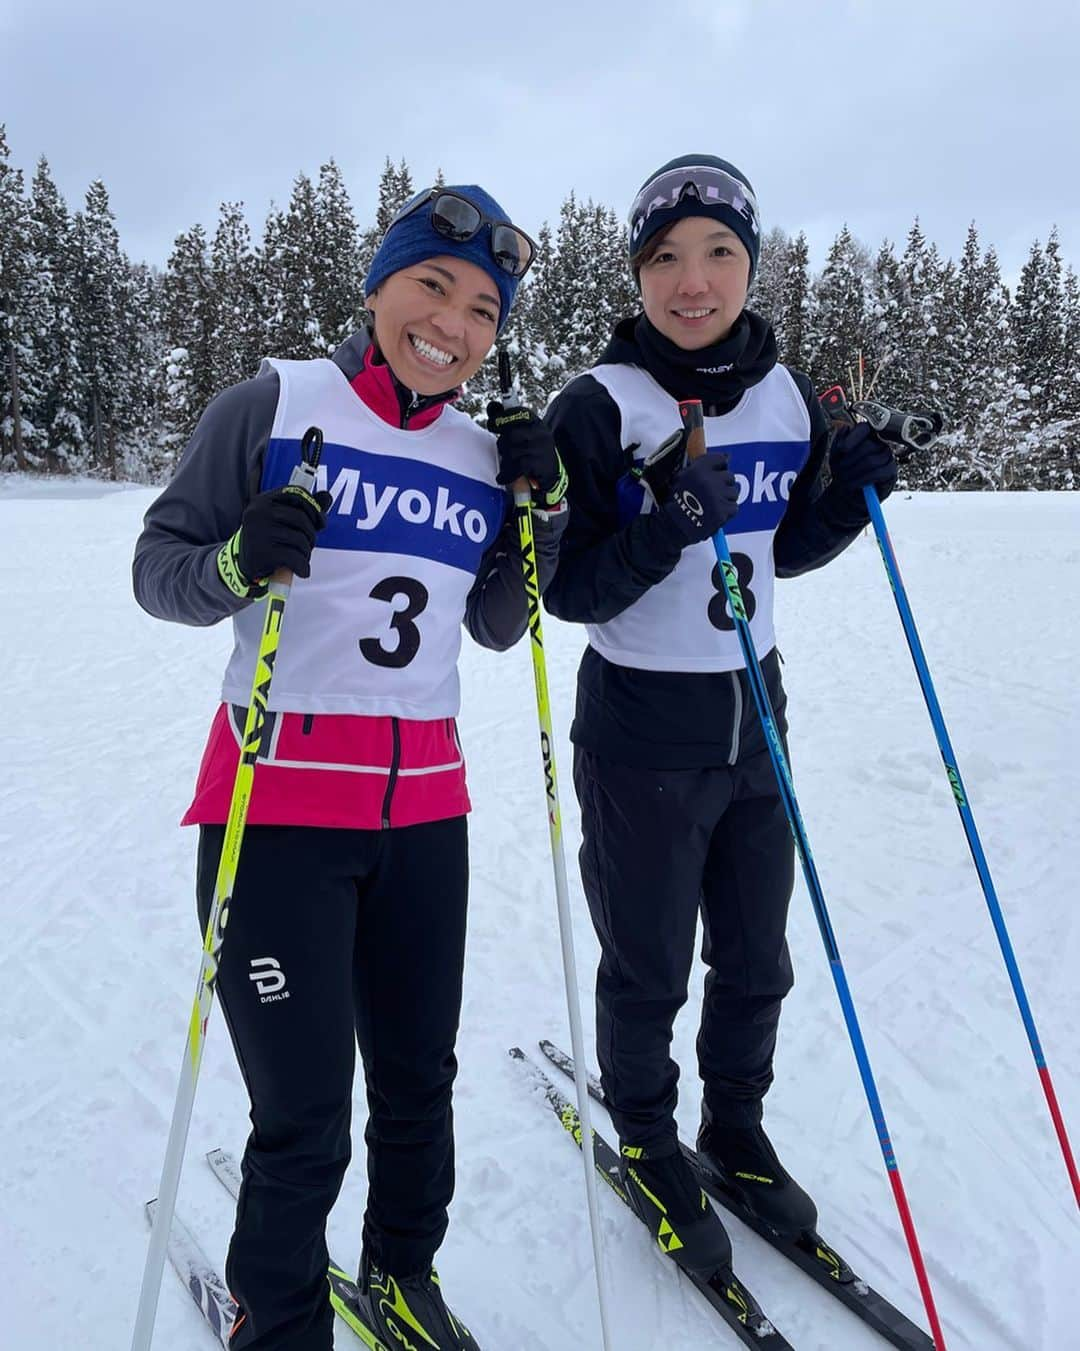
[585,363,811,673]
[221,359,506,716]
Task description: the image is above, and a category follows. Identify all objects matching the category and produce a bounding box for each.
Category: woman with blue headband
[544,154,898,1278]
[134,184,565,1350]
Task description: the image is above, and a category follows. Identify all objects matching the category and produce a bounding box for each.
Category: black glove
[217,485,332,597]
[828,422,898,501]
[487,401,568,508]
[661,452,741,546]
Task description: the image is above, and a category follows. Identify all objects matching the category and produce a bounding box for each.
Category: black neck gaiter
[633,310,778,414]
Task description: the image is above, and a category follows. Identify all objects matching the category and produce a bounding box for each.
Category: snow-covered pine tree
[1040,230,1069,426]
[1013,231,1079,487]
[748,225,790,331]
[578,201,636,362]
[863,239,907,404]
[313,159,362,352]
[273,173,324,359]
[359,161,395,286]
[777,231,810,372]
[544,192,597,391]
[493,277,545,411]
[921,240,953,413]
[356,155,419,310]
[947,242,1034,490]
[511,198,580,407]
[888,219,939,408]
[886,230,953,490]
[71,180,133,478]
[904,251,964,490]
[804,225,870,393]
[27,156,87,472]
[122,260,166,480]
[1055,266,1080,486]
[359,156,417,284]
[925,224,1021,488]
[394,159,414,212]
[258,202,287,355]
[371,158,400,239]
[507,221,559,409]
[373,158,414,236]
[1060,266,1080,422]
[161,224,215,453]
[0,126,42,471]
[1014,231,1066,427]
[210,201,263,394]
[949,224,995,434]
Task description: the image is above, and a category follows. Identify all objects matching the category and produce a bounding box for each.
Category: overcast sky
[3,0,1078,284]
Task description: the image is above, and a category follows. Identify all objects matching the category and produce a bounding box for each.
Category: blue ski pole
[821,387,1080,1211]
[678,398,949,1348]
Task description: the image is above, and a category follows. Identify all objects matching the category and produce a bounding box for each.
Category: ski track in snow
[1,479,1077,1350]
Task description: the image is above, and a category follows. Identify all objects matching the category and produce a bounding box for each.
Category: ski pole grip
[678,398,707,461]
[819,384,856,428]
[272,425,326,585]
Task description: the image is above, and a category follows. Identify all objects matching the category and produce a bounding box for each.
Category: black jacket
[543,312,871,768]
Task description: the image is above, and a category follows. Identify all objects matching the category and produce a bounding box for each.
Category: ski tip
[508,1046,525,1060]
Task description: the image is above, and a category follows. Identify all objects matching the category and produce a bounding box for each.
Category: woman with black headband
[134,184,565,1351]
[544,153,898,1276]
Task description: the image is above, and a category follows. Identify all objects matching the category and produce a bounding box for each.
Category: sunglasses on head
[629,165,760,250]
[388,189,537,279]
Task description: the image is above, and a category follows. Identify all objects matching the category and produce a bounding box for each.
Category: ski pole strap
[217,531,263,599]
[853,399,943,452]
[819,384,944,456]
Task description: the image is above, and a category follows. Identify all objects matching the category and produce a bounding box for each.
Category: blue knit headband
[364,185,521,334]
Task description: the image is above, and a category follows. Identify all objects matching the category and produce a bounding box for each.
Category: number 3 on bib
[359,576,430,668]
[708,553,756,631]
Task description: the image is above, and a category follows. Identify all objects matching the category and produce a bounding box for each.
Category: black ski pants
[196,816,469,1351]
[574,746,795,1155]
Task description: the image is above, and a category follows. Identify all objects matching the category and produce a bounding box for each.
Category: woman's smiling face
[366,255,501,393]
[637,215,751,350]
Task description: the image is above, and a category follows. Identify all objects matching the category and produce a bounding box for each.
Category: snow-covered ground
[2,479,1077,1351]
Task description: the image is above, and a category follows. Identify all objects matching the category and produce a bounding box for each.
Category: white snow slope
[1,479,1077,1351]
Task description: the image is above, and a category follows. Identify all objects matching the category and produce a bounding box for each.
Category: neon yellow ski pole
[498,352,613,1351]
[131,426,324,1351]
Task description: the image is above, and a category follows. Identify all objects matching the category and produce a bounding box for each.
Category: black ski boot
[621,1144,733,1276]
[352,1251,481,1350]
[696,1119,818,1236]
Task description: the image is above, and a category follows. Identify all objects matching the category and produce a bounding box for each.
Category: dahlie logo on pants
[248,956,290,1003]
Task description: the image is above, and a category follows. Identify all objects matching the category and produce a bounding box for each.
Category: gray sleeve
[132,371,279,626]
[463,500,569,651]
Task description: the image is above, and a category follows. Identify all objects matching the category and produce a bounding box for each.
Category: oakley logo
[630,182,759,244]
[320,467,490,544]
[249,957,290,1002]
[674,489,705,526]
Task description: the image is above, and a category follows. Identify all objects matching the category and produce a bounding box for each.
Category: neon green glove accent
[217,531,264,599]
